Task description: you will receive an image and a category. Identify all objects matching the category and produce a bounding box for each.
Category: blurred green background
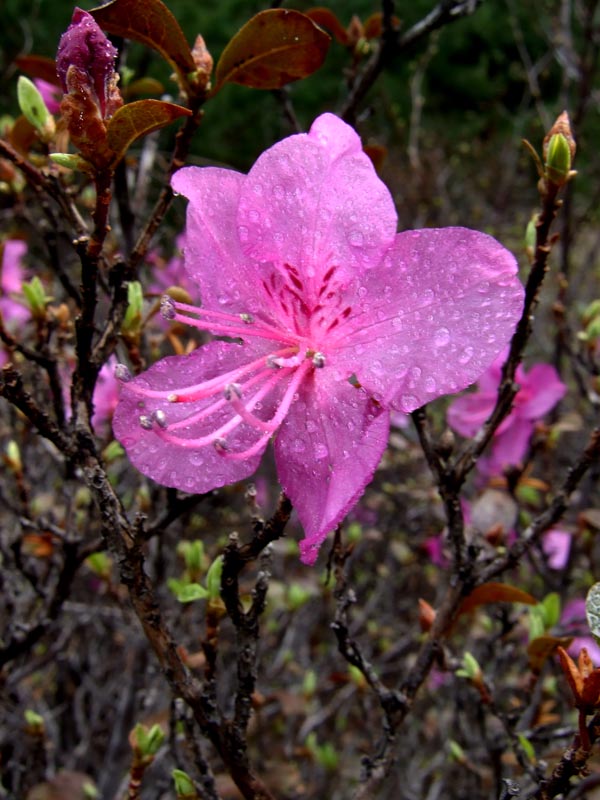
[2,0,598,234]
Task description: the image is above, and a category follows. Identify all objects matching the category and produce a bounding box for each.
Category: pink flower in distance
[1,239,29,325]
[447,349,566,477]
[542,528,571,570]
[113,114,524,564]
[33,79,61,115]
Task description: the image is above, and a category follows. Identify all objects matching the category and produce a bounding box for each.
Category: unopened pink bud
[56,7,119,118]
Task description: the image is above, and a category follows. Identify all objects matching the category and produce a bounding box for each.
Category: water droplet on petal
[422,288,434,304]
[293,438,306,453]
[238,225,249,242]
[314,443,328,460]
[458,346,474,365]
[434,327,451,347]
[425,376,437,393]
[349,229,364,247]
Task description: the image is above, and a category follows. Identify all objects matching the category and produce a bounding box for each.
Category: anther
[240,313,254,324]
[139,414,153,430]
[224,383,242,401]
[167,393,178,403]
[114,363,132,382]
[312,352,326,368]
[267,355,282,370]
[152,409,167,429]
[213,438,229,453]
[160,295,176,320]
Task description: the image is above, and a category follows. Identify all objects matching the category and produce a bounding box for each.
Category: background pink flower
[114,114,524,564]
[0,239,29,325]
[447,349,566,477]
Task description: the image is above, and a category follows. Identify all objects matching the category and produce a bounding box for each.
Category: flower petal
[171,167,267,313]
[275,375,389,564]
[447,391,496,437]
[478,416,533,476]
[237,113,397,302]
[334,227,524,410]
[113,340,278,493]
[518,364,566,419]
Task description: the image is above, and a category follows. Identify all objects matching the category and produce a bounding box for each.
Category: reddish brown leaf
[213,9,330,92]
[15,55,60,86]
[458,582,537,616]
[90,0,196,82]
[305,7,349,45]
[527,635,573,674]
[363,12,401,40]
[106,99,191,165]
[8,116,38,156]
[557,645,583,700]
[363,143,387,172]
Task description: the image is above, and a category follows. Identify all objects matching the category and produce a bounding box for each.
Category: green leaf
[106,100,191,167]
[90,0,196,82]
[213,9,330,92]
[205,556,223,600]
[170,582,209,603]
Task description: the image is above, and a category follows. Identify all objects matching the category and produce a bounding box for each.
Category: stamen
[224,383,242,400]
[172,301,302,346]
[152,409,167,429]
[125,348,296,402]
[312,352,326,368]
[160,295,176,320]
[115,363,132,382]
[213,438,228,453]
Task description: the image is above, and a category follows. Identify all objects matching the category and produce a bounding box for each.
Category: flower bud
[543,111,576,187]
[172,769,199,800]
[56,8,120,119]
[22,276,49,319]
[17,76,56,142]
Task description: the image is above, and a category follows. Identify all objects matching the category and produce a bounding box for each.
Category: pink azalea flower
[447,349,566,477]
[92,356,120,432]
[561,599,600,663]
[113,113,524,564]
[1,239,29,325]
[33,79,62,115]
[542,528,572,570]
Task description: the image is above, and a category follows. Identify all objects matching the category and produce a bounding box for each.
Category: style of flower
[113,113,524,564]
[447,349,566,477]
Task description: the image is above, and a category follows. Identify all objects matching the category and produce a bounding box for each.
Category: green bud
[524,214,537,262]
[287,583,311,610]
[518,733,536,763]
[205,555,223,600]
[448,740,466,762]
[22,276,50,319]
[172,769,198,799]
[83,783,99,799]
[541,592,561,629]
[545,133,572,185]
[122,281,144,337]
[586,316,600,340]
[49,152,91,171]
[346,522,362,543]
[85,551,112,580]
[24,709,45,730]
[17,76,55,142]
[133,722,165,757]
[5,440,22,473]
[102,440,125,463]
[168,579,209,603]
[302,668,317,697]
[178,539,205,575]
[455,651,481,680]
